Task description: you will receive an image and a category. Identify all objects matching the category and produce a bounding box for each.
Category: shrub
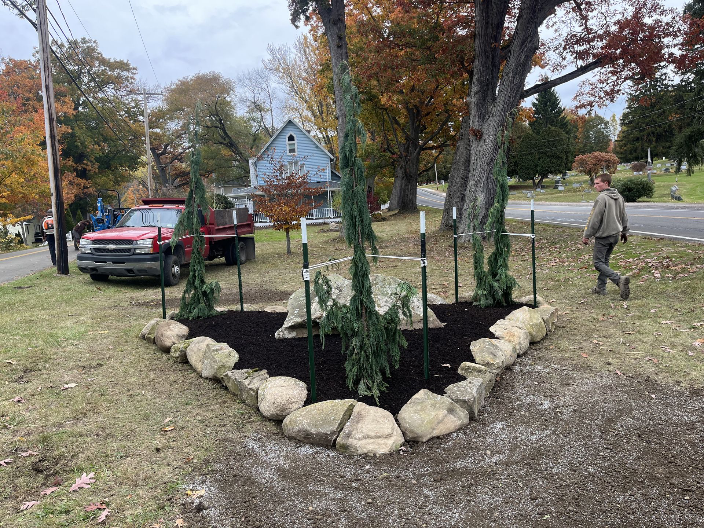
[613,177,654,202]
[212,193,235,209]
[630,161,646,173]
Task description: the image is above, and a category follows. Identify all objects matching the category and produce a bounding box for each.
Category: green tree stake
[421,211,429,380]
[453,206,458,304]
[301,218,316,403]
[531,199,537,308]
[159,224,166,319]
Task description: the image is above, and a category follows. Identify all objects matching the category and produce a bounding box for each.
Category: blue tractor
[90,191,128,232]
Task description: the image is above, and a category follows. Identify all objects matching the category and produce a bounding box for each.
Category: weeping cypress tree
[314,63,413,403]
[171,102,221,319]
[471,121,517,307]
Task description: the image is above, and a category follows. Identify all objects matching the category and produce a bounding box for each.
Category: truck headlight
[79,238,92,253]
[133,239,154,254]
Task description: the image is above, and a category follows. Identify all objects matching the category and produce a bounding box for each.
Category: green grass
[1,211,703,526]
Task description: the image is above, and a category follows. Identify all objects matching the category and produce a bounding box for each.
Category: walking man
[582,173,631,300]
[42,209,56,266]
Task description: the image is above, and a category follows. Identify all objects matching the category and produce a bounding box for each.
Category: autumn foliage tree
[253,155,315,254]
[572,152,620,185]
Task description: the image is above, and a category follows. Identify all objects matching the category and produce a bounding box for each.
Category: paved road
[0,245,78,285]
[417,188,704,243]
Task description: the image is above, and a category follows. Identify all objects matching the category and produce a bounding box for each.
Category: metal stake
[301,218,316,402]
[420,211,429,380]
[531,199,537,308]
[453,206,458,304]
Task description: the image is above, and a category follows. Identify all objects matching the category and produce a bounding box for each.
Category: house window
[287,133,297,155]
[287,160,305,176]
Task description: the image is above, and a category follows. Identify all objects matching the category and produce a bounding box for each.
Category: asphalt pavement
[417,188,704,243]
[0,244,78,285]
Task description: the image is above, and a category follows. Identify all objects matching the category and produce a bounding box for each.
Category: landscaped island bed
[180,302,523,414]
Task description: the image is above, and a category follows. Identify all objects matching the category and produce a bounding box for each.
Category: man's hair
[595,173,612,185]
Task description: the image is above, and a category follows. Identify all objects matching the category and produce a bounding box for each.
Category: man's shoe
[619,275,631,300]
[592,287,606,296]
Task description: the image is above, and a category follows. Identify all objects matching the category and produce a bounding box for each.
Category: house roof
[252,119,335,162]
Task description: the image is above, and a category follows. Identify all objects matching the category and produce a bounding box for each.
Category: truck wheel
[90,273,109,282]
[164,254,181,286]
[237,241,247,264]
[224,241,235,266]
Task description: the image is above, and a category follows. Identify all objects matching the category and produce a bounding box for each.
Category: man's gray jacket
[584,187,629,239]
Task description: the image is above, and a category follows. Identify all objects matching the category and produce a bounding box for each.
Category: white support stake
[301,217,308,243]
[452,206,456,220]
[420,211,425,234]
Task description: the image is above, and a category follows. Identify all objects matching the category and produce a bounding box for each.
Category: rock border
[139,295,557,456]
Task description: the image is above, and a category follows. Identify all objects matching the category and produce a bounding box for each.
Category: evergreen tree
[508,126,570,188]
[578,115,612,155]
[314,63,413,403]
[528,89,575,169]
[471,123,517,308]
[171,103,221,319]
[530,89,570,134]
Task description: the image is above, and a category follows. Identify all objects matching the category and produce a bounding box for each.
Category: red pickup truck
[77,198,255,286]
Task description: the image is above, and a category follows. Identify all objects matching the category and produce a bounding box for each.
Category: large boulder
[282,399,356,446]
[444,377,488,420]
[257,376,308,420]
[187,340,238,379]
[275,273,443,339]
[515,294,548,307]
[170,336,215,364]
[396,390,469,442]
[489,320,531,356]
[154,320,189,352]
[536,305,559,333]
[336,403,404,455]
[458,362,496,392]
[221,368,269,408]
[201,343,239,379]
[505,306,547,342]
[470,338,517,370]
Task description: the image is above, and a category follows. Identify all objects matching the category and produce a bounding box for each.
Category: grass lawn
[1,209,703,526]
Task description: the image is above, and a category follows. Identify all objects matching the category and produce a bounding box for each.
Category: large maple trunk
[441,0,554,235]
[388,140,421,212]
[317,0,348,152]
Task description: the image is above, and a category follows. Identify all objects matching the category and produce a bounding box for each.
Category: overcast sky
[0,0,690,120]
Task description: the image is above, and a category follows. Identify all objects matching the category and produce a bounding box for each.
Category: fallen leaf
[85,502,107,511]
[69,472,95,492]
[11,396,25,403]
[650,309,658,313]
[623,331,635,335]
[592,340,603,345]
[186,489,205,497]
[581,353,589,358]
[163,417,172,424]
[162,426,175,432]
[693,339,704,347]
[20,501,39,511]
[19,450,38,457]
[40,487,59,496]
[615,370,624,376]
[175,519,187,527]
[645,357,659,364]
[4,359,16,364]
[0,458,13,467]
[661,321,674,325]
[61,383,77,391]
[97,509,111,523]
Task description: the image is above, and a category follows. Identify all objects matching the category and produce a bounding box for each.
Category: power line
[64,0,91,39]
[620,92,704,126]
[128,0,160,87]
[53,0,75,41]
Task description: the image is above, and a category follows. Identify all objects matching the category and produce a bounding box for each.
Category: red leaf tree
[253,155,316,254]
[572,152,620,185]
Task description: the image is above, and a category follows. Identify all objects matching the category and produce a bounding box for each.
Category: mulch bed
[181,302,522,415]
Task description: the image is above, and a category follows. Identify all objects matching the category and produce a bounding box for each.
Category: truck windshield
[115,208,181,228]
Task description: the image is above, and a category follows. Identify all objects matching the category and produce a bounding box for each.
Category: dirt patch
[178,351,704,528]
[181,302,521,414]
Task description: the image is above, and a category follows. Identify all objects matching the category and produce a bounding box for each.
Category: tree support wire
[453,201,538,308]
[300,212,432,394]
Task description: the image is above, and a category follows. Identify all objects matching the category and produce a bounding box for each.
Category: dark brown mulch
[181,302,521,414]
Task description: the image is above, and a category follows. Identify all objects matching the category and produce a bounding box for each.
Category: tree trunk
[388,140,421,212]
[316,0,349,154]
[443,0,549,236]
[285,227,291,254]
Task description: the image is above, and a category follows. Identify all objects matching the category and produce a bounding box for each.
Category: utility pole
[37,0,69,274]
[141,89,163,197]
[143,88,153,197]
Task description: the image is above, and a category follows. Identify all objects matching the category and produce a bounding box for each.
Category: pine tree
[471,123,517,308]
[171,103,221,319]
[314,63,413,403]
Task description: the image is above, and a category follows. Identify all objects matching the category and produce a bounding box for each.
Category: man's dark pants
[593,234,620,291]
[47,234,56,265]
